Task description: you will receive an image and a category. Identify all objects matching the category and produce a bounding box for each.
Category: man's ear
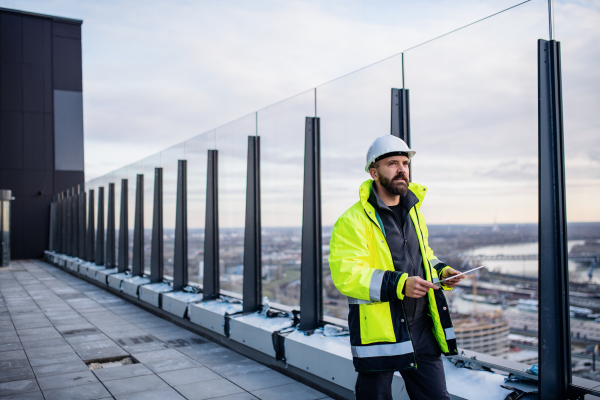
[369,168,378,180]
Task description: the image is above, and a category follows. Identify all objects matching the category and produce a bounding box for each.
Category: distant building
[453,312,510,357]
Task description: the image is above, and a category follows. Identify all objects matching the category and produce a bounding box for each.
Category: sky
[3,0,599,225]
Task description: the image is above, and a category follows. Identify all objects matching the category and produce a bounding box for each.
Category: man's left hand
[440,268,465,288]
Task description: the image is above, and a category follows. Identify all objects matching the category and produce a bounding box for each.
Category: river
[463,240,594,282]
[449,240,597,314]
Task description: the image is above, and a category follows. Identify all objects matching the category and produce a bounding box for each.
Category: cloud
[3,0,598,224]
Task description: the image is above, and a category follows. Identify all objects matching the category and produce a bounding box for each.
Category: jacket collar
[359,179,427,211]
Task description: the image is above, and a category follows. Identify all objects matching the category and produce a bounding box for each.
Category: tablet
[438,265,486,284]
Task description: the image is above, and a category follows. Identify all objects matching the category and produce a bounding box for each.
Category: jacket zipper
[414,211,435,282]
[391,206,419,321]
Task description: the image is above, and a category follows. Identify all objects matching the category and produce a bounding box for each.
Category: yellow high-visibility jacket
[329,179,458,372]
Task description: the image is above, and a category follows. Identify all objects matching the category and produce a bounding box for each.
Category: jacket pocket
[359,302,396,344]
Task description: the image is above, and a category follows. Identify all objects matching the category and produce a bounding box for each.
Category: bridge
[458,254,599,264]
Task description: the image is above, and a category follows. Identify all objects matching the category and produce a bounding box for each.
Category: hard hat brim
[365,150,416,172]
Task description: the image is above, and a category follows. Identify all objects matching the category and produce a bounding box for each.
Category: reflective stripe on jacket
[328,179,458,372]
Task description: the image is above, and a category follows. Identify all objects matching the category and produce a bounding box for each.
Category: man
[328,135,465,400]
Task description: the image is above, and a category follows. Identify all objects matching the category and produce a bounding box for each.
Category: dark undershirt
[388,203,402,221]
[388,203,440,356]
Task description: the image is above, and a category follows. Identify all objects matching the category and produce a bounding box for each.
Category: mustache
[393,172,409,183]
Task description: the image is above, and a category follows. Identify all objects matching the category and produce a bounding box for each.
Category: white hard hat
[365,135,415,172]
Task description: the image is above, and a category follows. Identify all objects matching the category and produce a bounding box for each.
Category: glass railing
[74,1,599,389]
[317,49,404,320]
[216,114,255,295]
[161,143,185,277]
[186,131,215,286]
[127,160,143,268]
[258,90,315,308]
[112,167,126,267]
[559,0,600,385]
[401,0,547,365]
[142,151,161,275]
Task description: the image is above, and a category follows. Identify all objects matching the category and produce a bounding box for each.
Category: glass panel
[89,178,99,260]
[142,152,162,275]
[127,161,144,268]
[187,131,215,285]
[161,144,185,278]
[317,3,547,369]
[84,180,93,249]
[318,52,404,320]
[217,115,255,295]
[112,168,127,268]
[258,90,315,308]
[558,2,600,383]
[404,3,546,362]
[96,175,106,263]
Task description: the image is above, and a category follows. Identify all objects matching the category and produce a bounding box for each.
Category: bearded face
[371,155,410,197]
[378,169,409,196]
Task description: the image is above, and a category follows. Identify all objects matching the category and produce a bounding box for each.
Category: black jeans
[355,354,450,400]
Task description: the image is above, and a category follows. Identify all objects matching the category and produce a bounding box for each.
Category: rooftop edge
[0,7,83,25]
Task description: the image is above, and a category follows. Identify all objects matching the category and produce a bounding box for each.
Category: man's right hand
[404,276,438,298]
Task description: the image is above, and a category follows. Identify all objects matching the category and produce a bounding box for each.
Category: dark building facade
[0,8,84,259]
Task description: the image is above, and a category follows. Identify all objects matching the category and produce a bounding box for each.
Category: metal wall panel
[23,64,45,112]
[0,13,23,62]
[51,34,82,91]
[23,112,45,170]
[0,111,24,169]
[53,21,81,40]
[22,16,51,66]
[0,62,23,110]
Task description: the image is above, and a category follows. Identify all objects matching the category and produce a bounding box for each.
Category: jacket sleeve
[418,209,454,291]
[328,213,407,302]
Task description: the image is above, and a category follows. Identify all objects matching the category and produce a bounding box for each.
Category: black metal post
[538,39,570,400]
[71,187,78,257]
[95,187,105,265]
[132,174,144,277]
[243,136,262,313]
[57,194,61,252]
[106,183,116,268]
[57,195,62,252]
[56,194,62,252]
[86,190,95,262]
[66,190,72,256]
[203,150,220,299]
[57,194,60,252]
[49,196,56,251]
[300,117,323,332]
[150,168,164,283]
[78,185,86,259]
[118,179,129,273]
[391,88,411,147]
[50,195,56,251]
[173,160,188,291]
[61,192,67,254]
[63,192,69,254]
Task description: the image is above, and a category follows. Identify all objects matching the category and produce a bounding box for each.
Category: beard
[379,172,409,196]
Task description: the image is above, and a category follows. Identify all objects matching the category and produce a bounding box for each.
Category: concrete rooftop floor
[0,260,331,400]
